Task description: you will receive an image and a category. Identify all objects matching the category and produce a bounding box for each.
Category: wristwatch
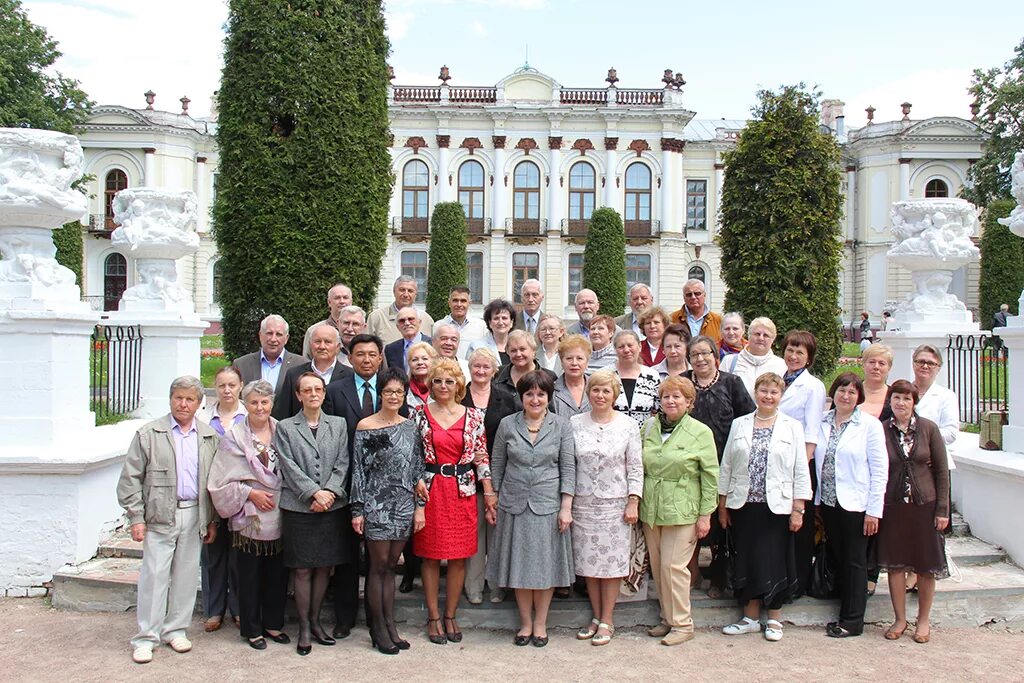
[792,508,805,515]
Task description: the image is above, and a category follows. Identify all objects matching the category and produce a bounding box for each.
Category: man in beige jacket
[117,376,220,664]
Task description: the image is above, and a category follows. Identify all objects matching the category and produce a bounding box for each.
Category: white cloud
[471,19,487,36]
[385,9,414,42]
[843,68,975,127]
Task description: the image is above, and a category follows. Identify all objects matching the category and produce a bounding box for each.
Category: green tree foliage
[213,0,392,358]
[979,199,1023,328]
[425,202,467,322]
[582,207,626,316]
[963,39,1024,206]
[718,84,844,374]
[52,222,82,284]
[0,0,92,132]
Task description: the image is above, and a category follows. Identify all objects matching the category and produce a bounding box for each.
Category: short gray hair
[169,375,204,400]
[259,314,289,335]
[628,282,652,297]
[241,379,275,403]
[339,304,366,320]
[722,311,745,327]
[393,275,417,290]
[613,329,641,347]
[311,322,342,344]
[432,321,460,337]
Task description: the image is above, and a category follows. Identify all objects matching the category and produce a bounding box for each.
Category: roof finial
[524,43,529,70]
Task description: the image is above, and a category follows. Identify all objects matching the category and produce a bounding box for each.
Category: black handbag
[807,540,836,599]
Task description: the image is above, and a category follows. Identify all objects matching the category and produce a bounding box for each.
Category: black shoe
[826,623,859,638]
[386,623,411,650]
[311,627,336,646]
[371,633,400,655]
[296,643,311,656]
[262,630,290,644]
[443,615,463,643]
[427,618,447,645]
[554,587,571,600]
[332,625,351,640]
[247,637,267,650]
[531,634,549,647]
[399,575,415,593]
[513,633,532,647]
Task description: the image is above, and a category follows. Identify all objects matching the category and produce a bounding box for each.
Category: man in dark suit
[233,314,306,398]
[272,323,351,421]
[322,333,410,638]
[383,306,430,372]
[512,278,545,334]
[615,283,653,338]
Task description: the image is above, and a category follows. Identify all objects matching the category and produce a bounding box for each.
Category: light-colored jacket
[491,412,576,515]
[570,412,643,499]
[778,369,826,445]
[719,412,812,514]
[273,412,350,513]
[639,414,719,526]
[813,409,888,518]
[116,415,219,532]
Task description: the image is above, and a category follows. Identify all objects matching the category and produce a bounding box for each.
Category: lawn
[201,334,223,350]
[201,356,231,387]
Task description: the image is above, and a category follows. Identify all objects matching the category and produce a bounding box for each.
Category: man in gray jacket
[116,376,219,664]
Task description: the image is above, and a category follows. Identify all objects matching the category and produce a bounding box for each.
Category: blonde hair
[754,372,785,393]
[406,341,438,378]
[507,328,538,350]
[467,347,499,377]
[748,316,777,338]
[428,358,467,402]
[658,375,696,403]
[861,343,893,366]
[558,333,592,358]
[586,370,621,401]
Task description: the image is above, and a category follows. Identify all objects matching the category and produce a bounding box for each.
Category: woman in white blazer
[813,372,888,638]
[719,373,812,642]
[776,330,826,597]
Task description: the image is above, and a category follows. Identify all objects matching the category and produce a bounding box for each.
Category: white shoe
[132,646,153,664]
[722,616,761,635]
[167,636,192,653]
[764,619,784,642]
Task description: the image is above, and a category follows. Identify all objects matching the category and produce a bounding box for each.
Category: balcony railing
[467,217,492,235]
[450,87,496,103]
[624,219,661,238]
[504,217,548,236]
[561,218,589,236]
[560,88,608,105]
[393,86,441,103]
[88,213,117,235]
[391,84,669,107]
[391,216,429,235]
[615,89,664,106]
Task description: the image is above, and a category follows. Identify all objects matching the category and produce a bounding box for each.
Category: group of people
[116,275,958,663]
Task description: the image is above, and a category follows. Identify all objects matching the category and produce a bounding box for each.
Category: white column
[899,158,911,200]
[437,138,451,203]
[846,165,857,241]
[492,142,506,231]
[143,147,156,185]
[661,144,675,233]
[714,162,725,220]
[995,324,1024,453]
[195,157,208,233]
[548,145,562,232]
[604,144,617,210]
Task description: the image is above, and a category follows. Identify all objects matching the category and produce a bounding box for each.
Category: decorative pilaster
[899,158,911,200]
[142,147,157,185]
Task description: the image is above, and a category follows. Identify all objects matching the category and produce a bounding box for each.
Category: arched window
[624,163,652,236]
[103,253,127,311]
[512,161,540,234]
[401,160,429,233]
[568,162,595,234]
[688,265,706,283]
[104,169,128,229]
[925,178,949,198]
[458,160,485,233]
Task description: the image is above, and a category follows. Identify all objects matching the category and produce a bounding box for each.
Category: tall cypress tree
[582,207,627,316]
[214,0,392,357]
[979,199,1023,327]
[425,202,467,322]
[718,85,844,374]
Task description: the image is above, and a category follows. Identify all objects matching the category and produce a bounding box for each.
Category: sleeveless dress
[413,410,478,559]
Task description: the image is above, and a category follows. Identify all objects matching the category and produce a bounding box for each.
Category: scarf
[410,377,430,405]
[738,347,776,368]
[658,409,682,434]
[783,367,805,387]
[208,420,282,543]
[719,338,747,357]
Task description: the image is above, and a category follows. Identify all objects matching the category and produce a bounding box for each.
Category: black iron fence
[946,333,1008,425]
[91,324,143,420]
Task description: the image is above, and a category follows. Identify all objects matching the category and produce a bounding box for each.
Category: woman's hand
[485,507,497,527]
[415,480,430,504]
[248,489,275,512]
[863,514,880,536]
[696,514,711,539]
[414,507,426,533]
[311,489,335,512]
[558,508,573,533]
[935,516,949,532]
[484,491,498,514]
[623,498,639,525]
[718,506,730,529]
[789,511,804,533]
[352,515,364,535]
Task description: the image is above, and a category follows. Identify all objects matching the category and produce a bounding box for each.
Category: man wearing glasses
[671,279,722,343]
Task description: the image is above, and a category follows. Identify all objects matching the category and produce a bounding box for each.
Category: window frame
[399,249,429,304]
[104,169,128,229]
[401,160,430,233]
[466,250,484,305]
[568,161,596,230]
[510,251,541,304]
[103,252,127,311]
[624,163,652,235]
[685,178,708,231]
[924,178,949,198]
[512,161,541,233]
[458,160,485,232]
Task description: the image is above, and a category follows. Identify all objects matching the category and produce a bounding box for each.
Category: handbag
[807,539,837,599]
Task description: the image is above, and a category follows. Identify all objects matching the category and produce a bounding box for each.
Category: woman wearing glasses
[910,345,959,451]
[412,359,492,645]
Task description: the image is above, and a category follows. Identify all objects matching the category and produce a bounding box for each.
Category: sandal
[426,618,447,645]
[764,619,783,642]
[591,623,614,646]
[912,625,931,643]
[577,617,600,640]
[722,616,761,635]
[443,615,463,643]
[884,622,908,640]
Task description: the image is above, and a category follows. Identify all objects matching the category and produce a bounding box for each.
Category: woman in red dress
[413,359,492,645]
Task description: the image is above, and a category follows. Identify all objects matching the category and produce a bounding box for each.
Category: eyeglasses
[381,389,405,397]
[431,378,457,386]
[913,359,940,368]
[689,350,715,359]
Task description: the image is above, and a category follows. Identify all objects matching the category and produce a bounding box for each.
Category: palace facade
[74,66,985,329]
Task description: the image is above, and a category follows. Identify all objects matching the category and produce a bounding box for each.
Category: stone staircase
[52,514,1024,629]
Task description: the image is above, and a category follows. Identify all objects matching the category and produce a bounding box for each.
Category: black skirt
[877,501,948,578]
[729,502,798,610]
[281,508,352,569]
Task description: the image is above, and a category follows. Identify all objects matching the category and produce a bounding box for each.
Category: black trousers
[792,463,818,597]
[234,544,288,639]
[201,516,239,619]
[820,503,869,634]
[332,507,362,628]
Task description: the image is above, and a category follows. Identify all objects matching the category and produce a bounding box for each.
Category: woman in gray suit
[488,371,576,647]
[273,372,350,656]
[551,334,592,418]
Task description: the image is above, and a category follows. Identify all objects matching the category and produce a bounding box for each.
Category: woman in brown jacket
[877,380,949,644]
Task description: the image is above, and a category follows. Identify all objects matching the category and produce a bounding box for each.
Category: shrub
[979,199,1023,328]
[425,202,467,321]
[582,207,626,316]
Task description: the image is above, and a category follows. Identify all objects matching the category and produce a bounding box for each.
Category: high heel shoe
[426,618,447,645]
[310,624,336,646]
[296,625,312,655]
[371,633,400,655]
[386,622,411,650]
[443,615,463,643]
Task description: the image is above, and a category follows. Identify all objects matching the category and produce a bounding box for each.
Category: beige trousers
[131,505,202,649]
[643,522,697,630]
[464,493,496,596]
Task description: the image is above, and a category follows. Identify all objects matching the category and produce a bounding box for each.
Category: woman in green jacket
[640,375,719,646]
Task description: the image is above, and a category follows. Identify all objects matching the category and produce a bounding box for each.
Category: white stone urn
[997,151,1024,325]
[887,198,980,330]
[111,188,199,316]
[0,128,88,307]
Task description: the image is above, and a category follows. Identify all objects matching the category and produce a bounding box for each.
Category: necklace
[693,370,720,391]
[755,410,778,420]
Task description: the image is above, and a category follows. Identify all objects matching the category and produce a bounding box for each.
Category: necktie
[361,383,374,417]
[527,317,535,335]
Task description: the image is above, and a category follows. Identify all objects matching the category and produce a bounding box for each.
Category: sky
[21,0,1024,127]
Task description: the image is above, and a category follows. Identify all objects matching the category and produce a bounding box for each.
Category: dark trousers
[234,544,288,639]
[793,463,818,597]
[332,508,362,628]
[201,517,239,619]
[820,502,869,634]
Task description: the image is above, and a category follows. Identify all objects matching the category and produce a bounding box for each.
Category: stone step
[52,535,1023,628]
[950,511,971,537]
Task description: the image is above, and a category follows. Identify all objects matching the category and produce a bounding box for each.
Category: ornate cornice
[515,137,538,154]
[404,136,428,153]
[460,137,482,154]
[572,138,595,155]
[660,137,685,153]
[627,139,650,156]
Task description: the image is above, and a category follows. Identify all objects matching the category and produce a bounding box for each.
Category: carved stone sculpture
[111,188,199,313]
[887,199,980,322]
[0,128,87,294]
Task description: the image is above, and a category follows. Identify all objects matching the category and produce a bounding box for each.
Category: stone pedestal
[993,325,1024,454]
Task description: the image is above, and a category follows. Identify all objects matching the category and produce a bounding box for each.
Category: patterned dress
[350,420,425,541]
